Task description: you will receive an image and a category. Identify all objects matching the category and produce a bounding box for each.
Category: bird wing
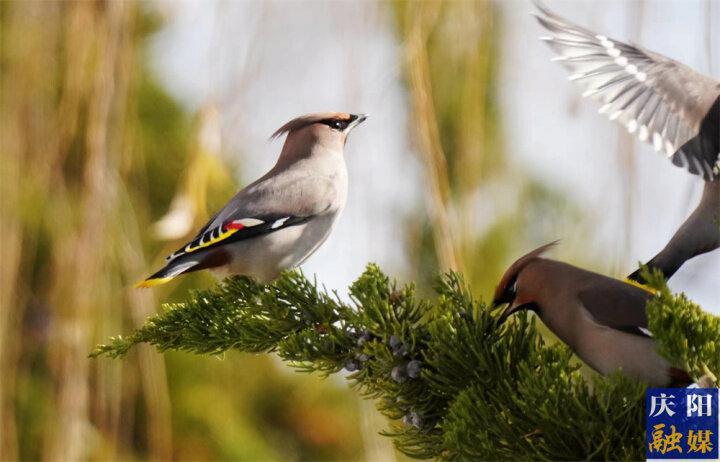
[534,0,720,179]
[165,173,338,263]
[577,279,654,338]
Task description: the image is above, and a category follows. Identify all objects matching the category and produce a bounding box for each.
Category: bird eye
[505,279,518,299]
[325,119,349,131]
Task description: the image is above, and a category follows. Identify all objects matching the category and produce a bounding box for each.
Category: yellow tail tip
[134,276,174,289]
[622,277,659,295]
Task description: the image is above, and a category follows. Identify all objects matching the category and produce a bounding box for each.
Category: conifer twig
[93,265,718,460]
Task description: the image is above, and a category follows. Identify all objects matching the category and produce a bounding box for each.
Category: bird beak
[491,291,514,326]
[496,305,515,326]
[346,114,368,131]
[495,302,536,327]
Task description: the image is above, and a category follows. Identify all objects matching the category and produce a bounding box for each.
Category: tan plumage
[494,243,691,387]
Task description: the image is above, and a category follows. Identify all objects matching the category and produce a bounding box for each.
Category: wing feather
[577,279,654,338]
[534,0,720,179]
[165,173,338,263]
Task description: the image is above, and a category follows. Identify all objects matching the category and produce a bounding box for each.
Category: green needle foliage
[93,265,718,460]
[642,268,720,381]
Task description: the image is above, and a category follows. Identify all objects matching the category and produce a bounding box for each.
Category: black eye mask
[322,119,349,131]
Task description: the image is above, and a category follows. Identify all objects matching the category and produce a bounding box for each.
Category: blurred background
[1,0,717,460]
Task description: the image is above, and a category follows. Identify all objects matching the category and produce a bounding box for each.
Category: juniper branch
[92,264,718,460]
[641,267,720,379]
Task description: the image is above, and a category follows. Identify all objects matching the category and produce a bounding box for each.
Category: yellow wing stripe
[622,278,659,295]
[184,227,239,254]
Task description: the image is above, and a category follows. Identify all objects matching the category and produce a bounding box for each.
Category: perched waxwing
[493,243,691,387]
[137,112,367,287]
[533,1,720,282]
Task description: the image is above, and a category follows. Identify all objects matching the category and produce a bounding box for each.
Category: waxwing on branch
[137,112,367,287]
[493,242,691,387]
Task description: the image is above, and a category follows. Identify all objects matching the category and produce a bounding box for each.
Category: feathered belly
[212,212,339,282]
[545,305,673,386]
[573,316,673,386]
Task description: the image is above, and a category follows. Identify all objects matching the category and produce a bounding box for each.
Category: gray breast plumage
[214,163,348,282]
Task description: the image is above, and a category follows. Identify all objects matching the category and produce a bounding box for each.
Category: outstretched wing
[534,0,720,180]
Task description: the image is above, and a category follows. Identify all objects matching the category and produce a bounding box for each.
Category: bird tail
[668,367,693,388]
[135,259,200,288]
[625,269,644,284]
[622,277,658,295]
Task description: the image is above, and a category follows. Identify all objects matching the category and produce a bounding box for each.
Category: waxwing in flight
[533,1,720,283]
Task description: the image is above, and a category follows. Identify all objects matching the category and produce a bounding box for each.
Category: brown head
[271,112,367,158]
[492,241,558,324]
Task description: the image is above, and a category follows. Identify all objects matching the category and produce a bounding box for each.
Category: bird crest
[270,112,353,140]
[494,241,558,303]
